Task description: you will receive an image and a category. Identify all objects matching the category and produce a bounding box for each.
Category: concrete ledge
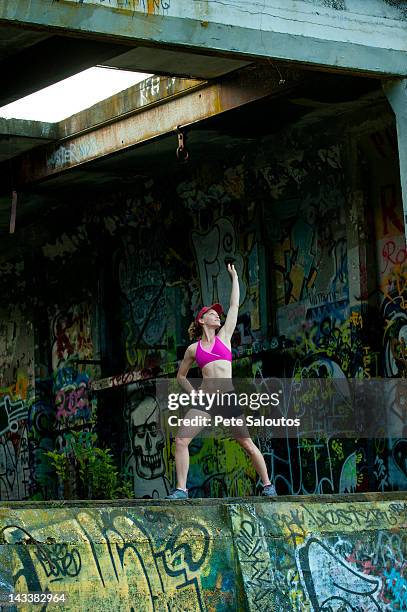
[0,493,406,610]
[1,490,407,508]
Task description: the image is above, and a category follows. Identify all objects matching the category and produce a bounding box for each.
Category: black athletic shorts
[193,389,244,419]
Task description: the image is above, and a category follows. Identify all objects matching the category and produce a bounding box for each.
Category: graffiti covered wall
[0,98,404,500]
[0,249,102,501]
[0,306,34,501]
[1,494,407,610]
[362,124,407,493]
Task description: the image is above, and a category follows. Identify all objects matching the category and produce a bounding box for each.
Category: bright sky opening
[0,67,152,123]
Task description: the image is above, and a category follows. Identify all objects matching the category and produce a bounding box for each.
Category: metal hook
[176,126,189,163]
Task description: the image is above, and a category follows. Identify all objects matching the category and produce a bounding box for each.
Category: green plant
[45,450,70,483]
[115,479,135,499]
[46,432,134,500]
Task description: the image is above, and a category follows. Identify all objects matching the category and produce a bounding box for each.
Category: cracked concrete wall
[60,0,407,20]
[0,494,406,610]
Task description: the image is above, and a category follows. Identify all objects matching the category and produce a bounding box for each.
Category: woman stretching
[166,263,276,499]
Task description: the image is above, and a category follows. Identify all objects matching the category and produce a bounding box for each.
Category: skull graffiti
[129,396,165,479]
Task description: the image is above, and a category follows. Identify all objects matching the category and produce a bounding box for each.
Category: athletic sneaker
[262,484,277,497]
[165,488,189,500]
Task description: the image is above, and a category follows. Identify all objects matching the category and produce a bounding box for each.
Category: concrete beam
[102,46,250,80]
[0,119,57,162]
[13,69,298,185]
[0,118,57,140]
[383,78,407,245]
[0,0,407,76]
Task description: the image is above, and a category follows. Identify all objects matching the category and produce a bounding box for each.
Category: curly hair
[188,320,202,341]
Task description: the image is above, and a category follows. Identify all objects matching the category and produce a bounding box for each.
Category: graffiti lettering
[139,75,176,106]
[229,506,275,609]
[301,503,406,529]
[0,395,26,436]
[55,383,89,421]
[297,537,382,611]
[0,427,30,500]
[382,240,407,274]
[47,141,98,170]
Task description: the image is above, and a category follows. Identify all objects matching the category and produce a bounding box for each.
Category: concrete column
[383,79,407,246]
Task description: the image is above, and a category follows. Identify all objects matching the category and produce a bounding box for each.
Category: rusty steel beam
[57,75,203,139]
[15,69,297,185]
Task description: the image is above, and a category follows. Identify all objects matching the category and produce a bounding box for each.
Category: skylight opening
[0,67,152,123]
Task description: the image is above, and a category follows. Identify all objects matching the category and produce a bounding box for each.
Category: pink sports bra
[195,335,232,370]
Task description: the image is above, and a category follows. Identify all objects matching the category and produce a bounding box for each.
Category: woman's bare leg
[174,436,191,490]
[234,436,271,486]
[174,409,208,490]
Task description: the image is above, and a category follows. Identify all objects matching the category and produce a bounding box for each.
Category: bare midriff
[200,360,233,393]
[201,360,232,379]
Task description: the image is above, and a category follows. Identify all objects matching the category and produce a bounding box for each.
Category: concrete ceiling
[0,29,131,108]
[0,65,306,191]
[0,19,250,195]
[101,46,250,79]
[0,22,250,110]
[0,15,387,260]
[0,70,384,252]
[0,25,49,60]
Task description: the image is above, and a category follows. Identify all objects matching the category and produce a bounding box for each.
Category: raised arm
[176,344,196,394]
[221,263,239,340]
